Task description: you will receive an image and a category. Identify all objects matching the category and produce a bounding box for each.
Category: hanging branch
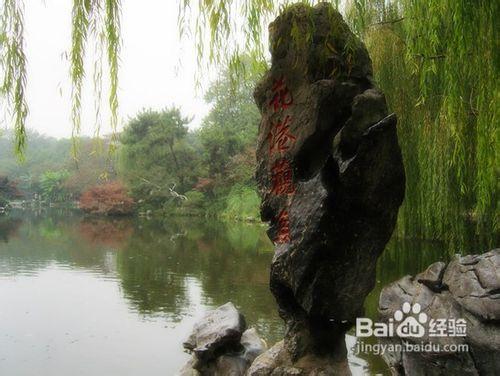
[70,0,121,157]
[0,0,28,157]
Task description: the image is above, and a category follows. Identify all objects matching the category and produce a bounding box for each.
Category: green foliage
[182,190,206,210]
[118,59,260,219]
[39,170,70,202]
[70,0,121,155]
[347,0,499,243]
[0,0,28,156]
[190,59,261,218]
[1,0,121,156]
[0,175,19,206]
[221,184,260,221]
[197,59,261,184]
[119,107,201,209]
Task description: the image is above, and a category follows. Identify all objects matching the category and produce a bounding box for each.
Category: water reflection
[0,210,491,375]
[0,211,282,375]
[0,216,21,242]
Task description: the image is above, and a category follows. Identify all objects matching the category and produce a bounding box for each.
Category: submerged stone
[253,2,405,369]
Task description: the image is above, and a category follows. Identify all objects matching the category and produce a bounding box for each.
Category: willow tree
[346,0,498,246]
[0,0,497,244]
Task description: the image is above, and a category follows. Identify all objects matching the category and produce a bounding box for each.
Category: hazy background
[14,0,212,138]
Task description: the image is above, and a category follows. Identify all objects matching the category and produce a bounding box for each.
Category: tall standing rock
[253,2,405,370]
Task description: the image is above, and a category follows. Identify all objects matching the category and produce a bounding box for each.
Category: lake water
[0,210,485,375]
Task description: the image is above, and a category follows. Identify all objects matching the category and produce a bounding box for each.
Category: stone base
[247,341,350,376]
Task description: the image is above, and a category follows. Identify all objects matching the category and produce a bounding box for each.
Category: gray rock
[443,250,500,321]
[240,328,268,363]
[246,341,290,376]
[183,302,247,365]
[254,1,404,367]
[207,328,268,375]
[246,340,351,376]
[177,356,200,376]
[378,249,500,376]
[180,304,267,376]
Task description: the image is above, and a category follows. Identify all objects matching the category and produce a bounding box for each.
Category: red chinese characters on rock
[271,158,295,195]
[269,76,293,112]
[268,115,296,155]
[267,76,296,245]
[275,209,291,244]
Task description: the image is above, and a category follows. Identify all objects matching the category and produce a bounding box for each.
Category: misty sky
[18,0,213,138]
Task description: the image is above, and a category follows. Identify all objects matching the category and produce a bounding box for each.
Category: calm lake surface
[0,210,486,375]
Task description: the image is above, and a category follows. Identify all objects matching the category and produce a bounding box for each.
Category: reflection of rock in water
[379,249,500,375]
[251,2,405,374]
[78,217,134,248]
[0,217,22,242]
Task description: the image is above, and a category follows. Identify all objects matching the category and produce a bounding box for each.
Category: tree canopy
[118,62,260,219]
[119,107,200,208]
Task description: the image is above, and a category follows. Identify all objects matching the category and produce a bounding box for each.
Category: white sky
[21,0,213,138]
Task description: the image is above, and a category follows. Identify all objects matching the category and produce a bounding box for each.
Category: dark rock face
[179,303,266,375]
[254,2,405,367]
[379,249,500,376]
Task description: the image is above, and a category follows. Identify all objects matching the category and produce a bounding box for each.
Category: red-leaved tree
[79,181,134,216]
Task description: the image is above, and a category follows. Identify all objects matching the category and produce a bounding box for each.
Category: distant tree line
[0,132,117,205]
[0,61,261,219]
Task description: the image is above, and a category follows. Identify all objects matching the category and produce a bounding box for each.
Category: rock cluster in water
[379,249,500,375]
[178,302,267,375]
[251,2,405,372]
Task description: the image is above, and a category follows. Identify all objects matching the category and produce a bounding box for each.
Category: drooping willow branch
[70,0,121,157]
[0,0,121,157]
[0,0,28,157]
[348,0,499,239]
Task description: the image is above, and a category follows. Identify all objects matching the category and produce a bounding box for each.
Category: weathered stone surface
[246,341,290,375]
[246,339,351,376]
[179,304,267,376]
[378,249,500,376]
[183,302,247,365]
[177,357,201,376]
[254,1,405,367]
[208,328,267,375]
[240,328,268,364]
[246,341,350,376]
[443,251,500,321]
